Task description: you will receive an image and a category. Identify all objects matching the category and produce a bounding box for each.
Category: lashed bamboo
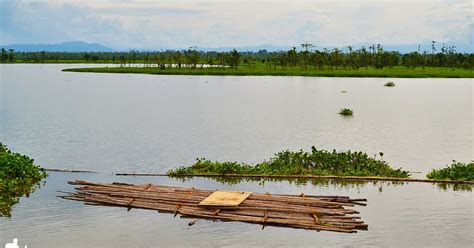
[60,180,368,233]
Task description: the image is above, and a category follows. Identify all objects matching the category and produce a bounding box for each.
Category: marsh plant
[426,161,473,181]
[384,81,396,87]
[168,146,410,178]
[339,108,354,116]
[0,143,47,217]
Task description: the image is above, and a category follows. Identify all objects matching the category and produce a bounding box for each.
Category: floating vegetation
[384,81,396,87]
[426,161,473,182]
[0,143,47,217]
[168,146,410,178]
[339,108,354,116]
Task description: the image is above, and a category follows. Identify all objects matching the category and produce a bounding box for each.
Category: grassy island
[63,65,473,78]
[427,161,473,182]
[168,146,410,178]
[0,143,47,217]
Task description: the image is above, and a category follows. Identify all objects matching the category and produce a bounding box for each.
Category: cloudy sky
[0,0,472,50]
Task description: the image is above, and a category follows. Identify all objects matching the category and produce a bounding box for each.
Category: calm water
[0,64,473,247]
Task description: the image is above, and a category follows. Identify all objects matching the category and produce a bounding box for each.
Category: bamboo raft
[61,180,368,233]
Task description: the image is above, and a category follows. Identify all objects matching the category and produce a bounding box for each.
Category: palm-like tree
[300,43,314,70]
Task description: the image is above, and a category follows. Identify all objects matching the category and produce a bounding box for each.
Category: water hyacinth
[0,143,48,217]
[339,108,354,116]
[426,161,474,181]
[168,146,410,178]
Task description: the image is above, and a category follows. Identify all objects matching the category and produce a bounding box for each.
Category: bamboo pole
[61,180,368,233]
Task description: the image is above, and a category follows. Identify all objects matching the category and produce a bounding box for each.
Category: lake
[0,64,472,247]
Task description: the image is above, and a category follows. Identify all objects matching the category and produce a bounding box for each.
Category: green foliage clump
[426,161,474,181]
[339,108,354,116]
[384,81,396,87]
[173,158,254,175]
[168,146,410,178]
[0,143,47,217]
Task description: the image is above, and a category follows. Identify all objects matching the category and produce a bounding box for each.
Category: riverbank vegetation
[426,161,473,182]
[168,146,410,178]
[0,143,47,217]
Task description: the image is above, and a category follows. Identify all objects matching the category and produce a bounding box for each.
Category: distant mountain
[1,41,114,52]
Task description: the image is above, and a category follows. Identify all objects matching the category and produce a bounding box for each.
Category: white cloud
[0,0,472,49]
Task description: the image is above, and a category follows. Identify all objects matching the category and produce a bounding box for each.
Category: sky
[0,0,472,50]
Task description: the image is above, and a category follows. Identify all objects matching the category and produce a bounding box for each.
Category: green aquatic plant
[0,143,47,217]
[339,108,354,116]
[384,81,396,87]
[168,146,410,178]
[426,161,473,182]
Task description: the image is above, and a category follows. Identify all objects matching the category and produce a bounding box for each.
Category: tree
[300,43,314,70]
[8,49,14,62]
[1,48,7,62]
[174,51,182,69]
[229,49,240,69]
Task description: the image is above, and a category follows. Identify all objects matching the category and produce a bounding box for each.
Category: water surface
[0,64,472,247]
[1,64,471,176]
[1,172,473,247]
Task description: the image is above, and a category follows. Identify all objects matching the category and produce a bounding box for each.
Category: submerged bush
[339,108,354,116]
[384,81,396,87]
[168,146,410,178]
[0,143,47,217]
[426,161,473,181]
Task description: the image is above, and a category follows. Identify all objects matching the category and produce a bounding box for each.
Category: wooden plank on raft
[198,191,252,207]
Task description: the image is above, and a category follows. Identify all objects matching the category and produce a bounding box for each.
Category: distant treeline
[2,42,473,69]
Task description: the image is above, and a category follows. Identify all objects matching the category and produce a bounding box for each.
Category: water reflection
[170,176,472,192]
[435,183,473,191]
[0,181,46,217]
